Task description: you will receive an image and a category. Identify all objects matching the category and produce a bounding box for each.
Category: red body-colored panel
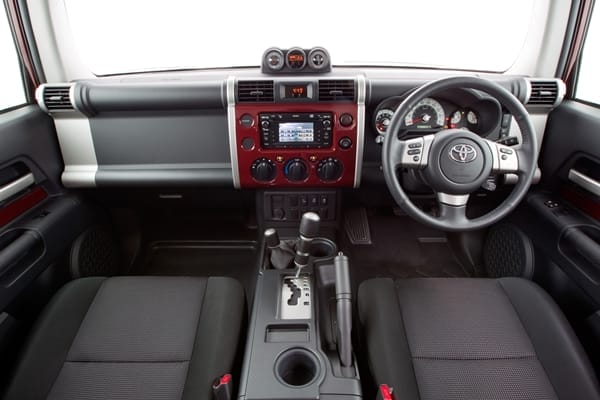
[0,187,48,227]
[235,103,358,188]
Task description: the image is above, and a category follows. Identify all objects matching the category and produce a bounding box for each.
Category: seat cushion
[358,277,600,400]
[4,276,244,400]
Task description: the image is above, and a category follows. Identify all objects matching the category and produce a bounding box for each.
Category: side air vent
[38,85,74,112]
[526,79,564,107]
[237,80,274,102]
[318,80,356,102]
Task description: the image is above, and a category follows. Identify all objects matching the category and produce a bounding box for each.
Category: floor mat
[342,212,470,286]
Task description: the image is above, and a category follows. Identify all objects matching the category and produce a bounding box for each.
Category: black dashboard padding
[90,112,230,166]
[74,82,224,114]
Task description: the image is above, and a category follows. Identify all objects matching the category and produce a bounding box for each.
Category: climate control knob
[251,158,276,182]
[317,158,343,182]
[284,158,308,182]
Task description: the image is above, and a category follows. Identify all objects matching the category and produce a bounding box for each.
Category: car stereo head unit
[259,112,332,148]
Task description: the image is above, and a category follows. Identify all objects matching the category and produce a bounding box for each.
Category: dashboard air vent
[237,80,274,102]
[41,85,74,111]
[527,80,562,107]
[318,80,355,102]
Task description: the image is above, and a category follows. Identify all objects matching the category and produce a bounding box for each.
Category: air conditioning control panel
[234,103,358,188]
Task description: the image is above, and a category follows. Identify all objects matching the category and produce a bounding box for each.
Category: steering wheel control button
[408,143,422,149]
[407,149,421,155]
[494,143,519,173]
[339,113,354,127]
[339,137,353,149]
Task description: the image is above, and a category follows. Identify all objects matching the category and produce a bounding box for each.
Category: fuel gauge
[449,110,462,127]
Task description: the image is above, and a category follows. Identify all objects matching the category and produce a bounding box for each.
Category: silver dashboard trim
[569,169,600,197]
[354,74,366,188]
[36,83,97,188]
[226,76,241,189]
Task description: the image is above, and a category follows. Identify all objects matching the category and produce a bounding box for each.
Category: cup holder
[310,238,337,259]
[275,348,320,387]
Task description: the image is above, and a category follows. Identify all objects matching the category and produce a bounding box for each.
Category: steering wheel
[382,76,538,232]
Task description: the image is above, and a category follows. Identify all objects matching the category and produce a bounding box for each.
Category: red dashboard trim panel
[234,103,359,188]
[0,187,48,228]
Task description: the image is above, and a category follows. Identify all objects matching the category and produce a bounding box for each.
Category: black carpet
[342,212,470,287]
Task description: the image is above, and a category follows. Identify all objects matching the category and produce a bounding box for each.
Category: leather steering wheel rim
[382,76,538,232]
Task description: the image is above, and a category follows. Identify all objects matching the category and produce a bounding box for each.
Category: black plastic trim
[73,81,225,115]
[95,166,233,187]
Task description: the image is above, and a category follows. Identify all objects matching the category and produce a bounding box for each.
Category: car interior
[1,0,600,399]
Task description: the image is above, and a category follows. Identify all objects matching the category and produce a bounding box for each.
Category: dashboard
[34,47,563,190]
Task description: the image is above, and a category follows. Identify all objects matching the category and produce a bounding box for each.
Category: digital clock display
[284,84,309,98]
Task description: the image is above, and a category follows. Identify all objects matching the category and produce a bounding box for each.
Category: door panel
[510,99,600,371]
[0,106,98,389]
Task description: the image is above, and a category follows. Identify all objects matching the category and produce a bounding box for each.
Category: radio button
[339,113,353,127]
[322,119,332,128]
[261,120,270,129]
[339,137,352,149]
[240,114,254,127]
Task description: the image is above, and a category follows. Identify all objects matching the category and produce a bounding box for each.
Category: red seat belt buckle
[376,384,394,400]
[213,374,232,400]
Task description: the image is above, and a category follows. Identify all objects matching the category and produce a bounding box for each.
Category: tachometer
[375,108,395,135]
[404,98,445,129]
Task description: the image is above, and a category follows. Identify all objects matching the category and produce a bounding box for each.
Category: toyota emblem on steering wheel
[449,144,477,163]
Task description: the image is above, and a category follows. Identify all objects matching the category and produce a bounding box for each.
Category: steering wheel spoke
[395,135,435,169]
[484,139,520,174]
[437,193,469,224]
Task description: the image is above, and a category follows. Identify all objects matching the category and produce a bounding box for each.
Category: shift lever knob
[294,212,320,276]
[299,212,321,239]
[264,228,280,249]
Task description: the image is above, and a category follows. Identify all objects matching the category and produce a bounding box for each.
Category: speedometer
[404,98,445,129]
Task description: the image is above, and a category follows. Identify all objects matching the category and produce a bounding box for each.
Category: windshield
[63,0,535,76]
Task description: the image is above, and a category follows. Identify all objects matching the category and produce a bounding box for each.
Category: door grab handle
[569,169,600,197]
[0,173,35,203]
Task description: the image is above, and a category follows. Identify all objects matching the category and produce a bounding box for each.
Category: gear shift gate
[280,275,311,319]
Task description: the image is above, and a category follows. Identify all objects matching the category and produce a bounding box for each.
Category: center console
[238,214,362,400]
[228,76,366,189]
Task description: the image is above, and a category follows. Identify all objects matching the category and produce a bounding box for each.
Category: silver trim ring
[449,144,477,163]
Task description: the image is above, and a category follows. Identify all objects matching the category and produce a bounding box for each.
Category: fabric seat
[358,277,600,400]
[4,276,244,400]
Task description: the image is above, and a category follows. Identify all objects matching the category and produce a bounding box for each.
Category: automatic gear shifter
[294,212,320,277]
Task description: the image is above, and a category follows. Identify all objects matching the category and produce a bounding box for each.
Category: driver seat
[358,277,600,400]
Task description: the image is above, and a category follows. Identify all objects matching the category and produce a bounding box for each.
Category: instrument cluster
[373,94,503,141]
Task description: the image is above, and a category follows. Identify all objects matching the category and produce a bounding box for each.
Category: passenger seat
[4,276,244,400]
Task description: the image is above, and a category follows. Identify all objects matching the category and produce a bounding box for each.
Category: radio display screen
[278,122,314,143]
